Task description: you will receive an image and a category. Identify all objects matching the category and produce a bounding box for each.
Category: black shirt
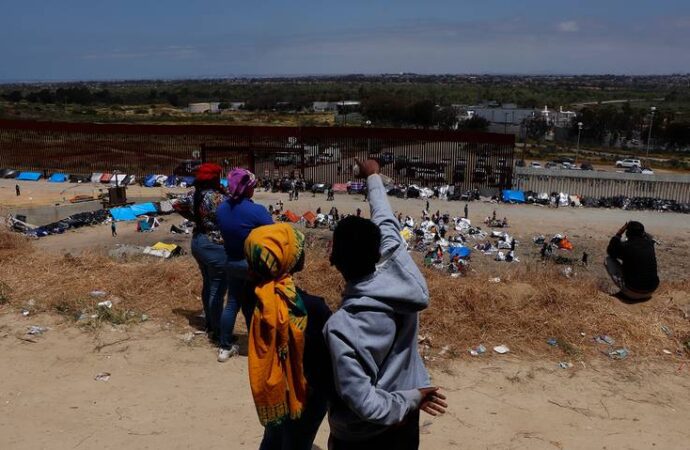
[607,235,659,293]
[299,289,334,397]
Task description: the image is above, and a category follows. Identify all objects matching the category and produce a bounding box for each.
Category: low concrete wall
[513,168,690,202]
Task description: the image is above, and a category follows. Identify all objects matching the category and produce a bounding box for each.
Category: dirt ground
[2,180,690,449]
[1,313,689,450]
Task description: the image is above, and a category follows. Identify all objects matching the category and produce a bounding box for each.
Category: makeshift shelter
[558,237,574,250]
[502,190,526,203]
[100,173,113,183]
[331,183,348,193]
[91,173,103,183]
[129,202,158,216]
[110,207,138,221]
[48,173,68,183]
[143,175,158,187]
[283,210,299,223]
[448,246,471,259]
[109,174,127,186]
[302,211,316,225]
[143,242,183,258]
[16,172,42,181]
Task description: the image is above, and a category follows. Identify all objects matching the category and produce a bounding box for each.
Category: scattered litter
[450,273,461,278]
[140,314,149,322]
[488,277,501,283]
[580,332,586,337]
[439,345,451,356]
[660,325,673,337]
[662,349,672,355]
[607,348,629,360]
[562,266,574,278]
[469,344,486,356]
[493,345,510,354]
[181,332,196,343]
[595,335,615,346]
[547,338,558,347]
[27,326,47,336]
[97,300,113,309]
[94,372,111,382]
[559,362,573,369]
[21,309,30,317]
[77,313,89,321]
[90,290,107,298]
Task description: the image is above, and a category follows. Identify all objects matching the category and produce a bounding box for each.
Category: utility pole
[576,122,583,164]
[646,106,656,161]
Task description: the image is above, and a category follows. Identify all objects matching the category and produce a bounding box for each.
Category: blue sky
[1,0,689,80]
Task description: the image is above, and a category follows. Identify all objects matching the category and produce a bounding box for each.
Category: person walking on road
[111,221,117,237]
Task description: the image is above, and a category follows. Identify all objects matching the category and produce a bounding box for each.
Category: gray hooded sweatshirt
[323,174,431,441]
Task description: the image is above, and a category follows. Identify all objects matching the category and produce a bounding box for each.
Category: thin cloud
[558,21,580,32]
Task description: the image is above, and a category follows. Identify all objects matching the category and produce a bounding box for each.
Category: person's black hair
[626,221,645,238]
[331,216,381,281]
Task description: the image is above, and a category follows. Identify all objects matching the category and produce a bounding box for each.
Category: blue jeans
[219,259,250,349]
[260,389,328,450]
[191,233,228,337]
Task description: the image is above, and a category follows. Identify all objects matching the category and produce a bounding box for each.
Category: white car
[616,158,641,169]
[530,162,543,169]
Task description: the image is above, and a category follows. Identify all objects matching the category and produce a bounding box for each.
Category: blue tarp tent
[16,172,42,181]
[48,173,68,183]
[110,207,138,221]
[143,175,158,187]
[448,246,471,259]
[165,175,177,187]
[129,202,158,216]
[502,190,526,203]
[181,176,195,186]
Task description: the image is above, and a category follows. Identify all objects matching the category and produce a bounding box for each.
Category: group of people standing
[174,160,446,449]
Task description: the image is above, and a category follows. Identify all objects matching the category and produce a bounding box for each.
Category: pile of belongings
[143,174,169,187]
[143,242,183,258]
[524,191,551,205]
[551,234,574,250]
[137,216,161,232]
[170,219,194,234]
[495,250,519,262]
[11,210,111,237]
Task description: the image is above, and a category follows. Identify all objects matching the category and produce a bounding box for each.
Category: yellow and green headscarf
[244,223,308,427]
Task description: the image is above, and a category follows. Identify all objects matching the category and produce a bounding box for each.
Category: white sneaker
[217,345,240,362]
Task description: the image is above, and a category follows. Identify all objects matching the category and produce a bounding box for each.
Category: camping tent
[48,173,68,183]
[302,211,316,225]
[283,210,299,223]
[502,190,526,203]
[91,173,103,183]
[109,174,127,186]
[100,173,113,183]
[448,246,471,259]
[16,172,42,181]
[143,175,158,187]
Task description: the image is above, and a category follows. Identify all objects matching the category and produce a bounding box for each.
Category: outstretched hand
[418,387,447,416]
[354,158,380,179]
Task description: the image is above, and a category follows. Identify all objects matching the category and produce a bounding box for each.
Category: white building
[187,102,221,113]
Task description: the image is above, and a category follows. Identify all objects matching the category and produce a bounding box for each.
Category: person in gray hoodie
[324,159,446,450]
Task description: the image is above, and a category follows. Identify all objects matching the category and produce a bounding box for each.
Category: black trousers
[328,410,420,450]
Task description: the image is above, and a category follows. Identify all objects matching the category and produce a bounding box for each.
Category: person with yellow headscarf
[243,223,333,450]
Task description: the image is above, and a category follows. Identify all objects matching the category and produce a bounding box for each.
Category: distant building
[226,102,245,111]
[312,101,337,112]
[187,102,221,113]
[457,103,577,134]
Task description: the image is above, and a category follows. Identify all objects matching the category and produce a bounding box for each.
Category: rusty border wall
[0,119,515,191]
[514,167,690,202]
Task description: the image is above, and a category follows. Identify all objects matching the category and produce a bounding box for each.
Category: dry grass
[1,230,688,360]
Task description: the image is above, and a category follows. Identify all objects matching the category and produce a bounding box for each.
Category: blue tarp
[448,246,471,259]
[16,172,42,181]
[143,175,158,187]
[220,179,228,188]
[165,175,177,187]
[48,173,68,183]
[181,176,195,186]
[502,189,526,203]
[129,202,158,216]
[110,207,138,221]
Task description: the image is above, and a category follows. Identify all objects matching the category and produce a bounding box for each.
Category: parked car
[616,158,641,169]
[311,182,331,193]
[626,166,654,174]
[530,162,543,169]
[580,161,594,171]
[545,162,559,169]
[515,159,526,167]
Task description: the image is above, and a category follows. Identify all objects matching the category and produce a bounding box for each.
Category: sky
[1,0,690,81]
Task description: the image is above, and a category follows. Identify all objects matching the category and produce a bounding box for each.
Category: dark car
[2,169,18,179]
[173,160,202,177]
[580,161,594,171]
[311,182,331,193]
[515,159,526,167]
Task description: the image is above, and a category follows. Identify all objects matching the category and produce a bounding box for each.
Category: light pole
[576,122,583,164]
[646,106,656,161]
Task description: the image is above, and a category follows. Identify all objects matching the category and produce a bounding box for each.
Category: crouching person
[243,223,332,450]
[324,159,447,450]
[605,221,659,302]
